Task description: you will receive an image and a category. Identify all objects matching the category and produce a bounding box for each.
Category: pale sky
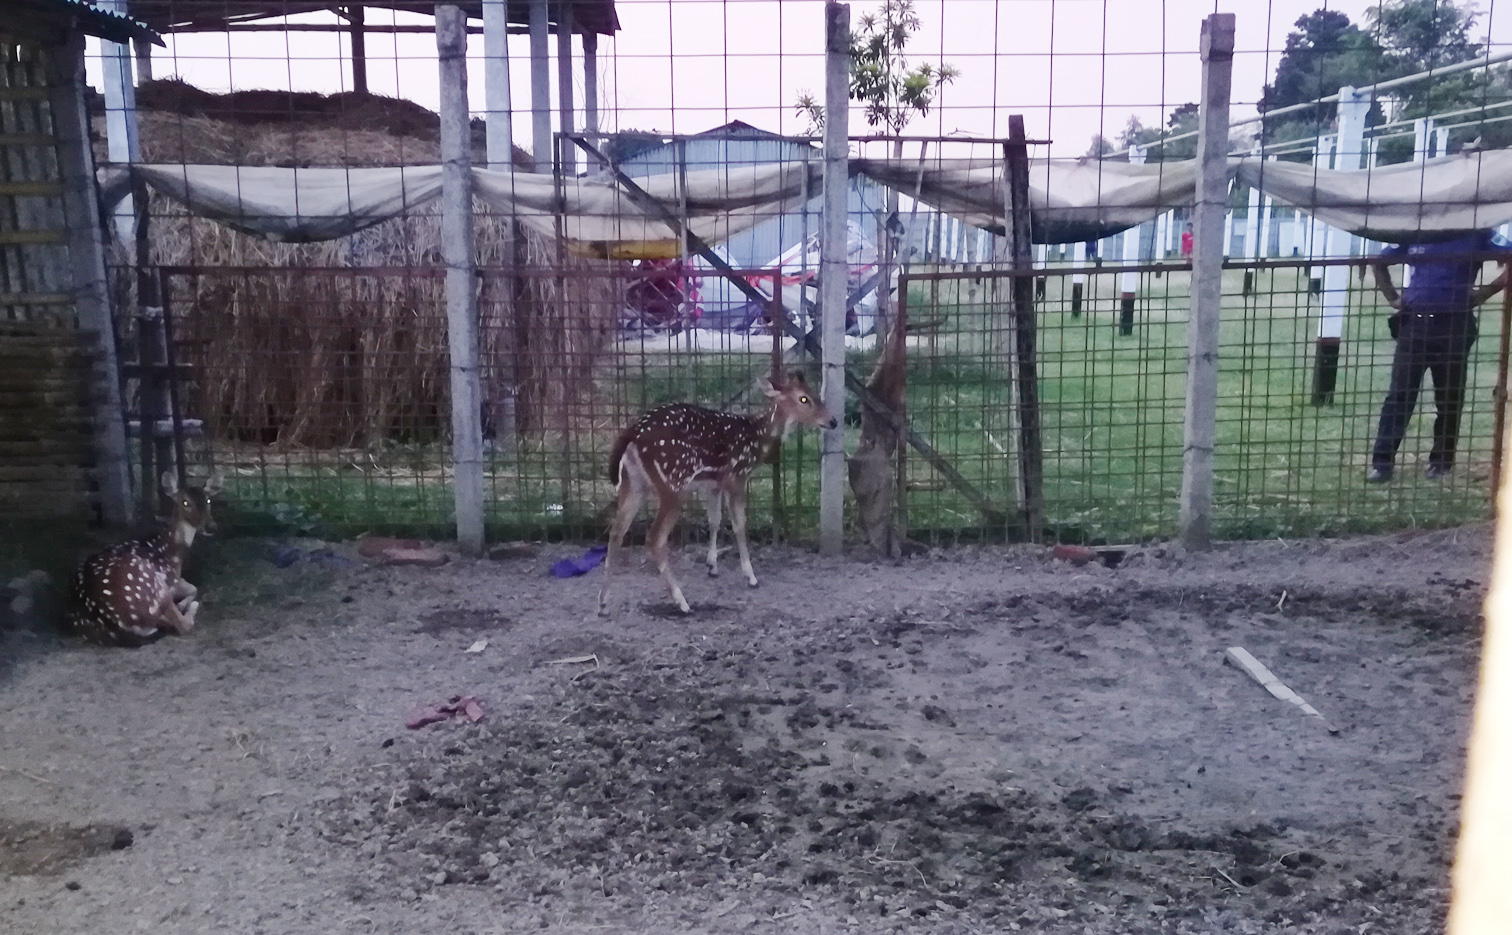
[89,0,1512,159]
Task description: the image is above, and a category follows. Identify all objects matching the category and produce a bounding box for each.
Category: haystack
[97,81,623,449]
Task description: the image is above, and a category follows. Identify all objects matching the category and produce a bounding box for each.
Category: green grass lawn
[208,265,1502,544]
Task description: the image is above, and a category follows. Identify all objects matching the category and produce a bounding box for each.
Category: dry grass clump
[103,86,621,449]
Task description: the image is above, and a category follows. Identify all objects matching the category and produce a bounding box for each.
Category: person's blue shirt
[1380,229,1512,311]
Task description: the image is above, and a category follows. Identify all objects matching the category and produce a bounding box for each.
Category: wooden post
[771,295,788,541]
[529,0,552,172]
[1179,13,1235,551]
[1005,116,1043,541]
[50,33,132,526]
[818,1,850,557]
[348,4,368,95]
[133,187,174,514]
[555,1,576,175]
[893,283,909,548]
[437,5,486,555]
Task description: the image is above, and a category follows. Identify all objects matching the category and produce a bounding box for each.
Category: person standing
[1367,229,1512,482]
[1180,222,1194,259]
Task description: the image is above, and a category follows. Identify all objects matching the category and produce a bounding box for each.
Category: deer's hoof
[707,566,719,578]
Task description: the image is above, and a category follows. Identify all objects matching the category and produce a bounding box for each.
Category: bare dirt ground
[0,526,1491,934]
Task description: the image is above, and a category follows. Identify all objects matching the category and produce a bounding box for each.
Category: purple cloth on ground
[551,545,607,578]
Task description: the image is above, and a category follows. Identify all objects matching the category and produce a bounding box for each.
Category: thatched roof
[125,1,619,35]
[103,79,535,169]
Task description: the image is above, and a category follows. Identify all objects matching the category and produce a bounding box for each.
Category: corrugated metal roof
[124,2,618,36]
[12,0,164,45]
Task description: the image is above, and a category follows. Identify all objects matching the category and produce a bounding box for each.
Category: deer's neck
[147,521,193,571]
[755,405,792,454]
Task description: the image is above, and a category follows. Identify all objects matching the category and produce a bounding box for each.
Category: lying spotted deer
[600,372,837,615]
[67,471,220,646]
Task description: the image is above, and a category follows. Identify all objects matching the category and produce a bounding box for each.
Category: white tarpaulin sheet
[472,161,822,258]
[102,162,823,258]
[101,164,446,242]
[851,157,1200,244]
[1234,149,1512,243]
[99,148,1512,252]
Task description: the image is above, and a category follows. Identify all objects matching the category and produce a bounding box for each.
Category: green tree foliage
[794,0,958,136]
[1366,1,1512,161]
[1091,104,1199,162]
[1253,2,1508,162]
[1258,9,1386,144]
[1371,0,1480,73]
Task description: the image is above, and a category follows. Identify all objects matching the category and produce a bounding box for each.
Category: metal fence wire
[84,0,1512,547]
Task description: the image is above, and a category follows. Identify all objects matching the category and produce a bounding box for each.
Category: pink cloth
[405,695,486,729]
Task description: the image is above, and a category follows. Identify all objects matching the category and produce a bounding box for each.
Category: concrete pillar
[529,0,552,172]
[1119,145,1145,334]
[1070,240,1086,316]
[482,0,515,171]
[555,1,576,174]
[583,31,599,141]
[98,0,140,244]
[1315,86,1371,405]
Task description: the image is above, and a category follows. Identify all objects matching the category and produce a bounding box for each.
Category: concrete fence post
[818,1,850,557]
[437,5,485,555]
[1179,12,1235,550]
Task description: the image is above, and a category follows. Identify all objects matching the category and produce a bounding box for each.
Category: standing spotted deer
[68,472,219,646]
[599,372,837,615]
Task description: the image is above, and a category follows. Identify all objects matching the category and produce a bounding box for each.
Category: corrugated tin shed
[616,121,888,328]
[124,1,618,34]
[11,0,163,45]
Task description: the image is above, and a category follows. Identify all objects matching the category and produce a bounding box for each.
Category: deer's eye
[799,396,809,404]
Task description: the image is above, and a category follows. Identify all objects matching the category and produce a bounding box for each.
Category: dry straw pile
[101,82,624,450]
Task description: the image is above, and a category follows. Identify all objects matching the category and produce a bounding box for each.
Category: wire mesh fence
[72,0,1512,547]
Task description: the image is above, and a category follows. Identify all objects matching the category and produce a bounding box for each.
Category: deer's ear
[204,470,225,496]
[760,377,782,398]
[160,471,179,496]
[787,371,809,389]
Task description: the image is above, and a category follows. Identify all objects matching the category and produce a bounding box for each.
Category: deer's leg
[150,589,199,635]
[599,477,645,616]
[728,481,758,588]
[649,491,690,613]
[705,489,723,577]
[170,578,198,613]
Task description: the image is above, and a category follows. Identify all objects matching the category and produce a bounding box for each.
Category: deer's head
[161,470,221,543]
[762,372,838,433]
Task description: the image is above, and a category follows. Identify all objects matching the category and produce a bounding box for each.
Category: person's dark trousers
[1371,310,1478,471]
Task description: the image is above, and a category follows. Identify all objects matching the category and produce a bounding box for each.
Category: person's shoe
[1366,465,1393,483]
[1425,463,1453,480]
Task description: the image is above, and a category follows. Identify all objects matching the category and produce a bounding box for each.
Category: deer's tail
[608,428,634,485]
